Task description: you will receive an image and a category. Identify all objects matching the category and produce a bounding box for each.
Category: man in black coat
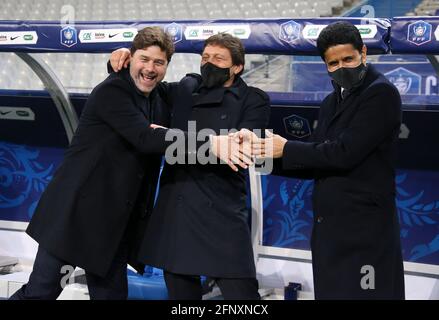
[142,35,270,300]
[10,27,234,300]
[143,34,270,300]
[246,22,405,299]
[110,33,270,299]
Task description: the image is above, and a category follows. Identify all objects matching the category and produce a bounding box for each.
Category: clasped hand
[211,129,287,172]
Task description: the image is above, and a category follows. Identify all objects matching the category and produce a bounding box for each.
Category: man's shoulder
[360,70,402,116]
[84,72,135,117]
[365,68,399,96]
[91,71,131,97]
[180,73,202,90]
[182,73,202,81]
[156,73,201,98]
[321,92,336,105]
[161,73,201,88]
[246,85,270,102]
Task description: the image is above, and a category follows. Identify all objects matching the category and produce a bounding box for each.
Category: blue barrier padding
[0,18,391,55]
[391,16,439,53]
[0,91,87,147]
[8,17,439,54]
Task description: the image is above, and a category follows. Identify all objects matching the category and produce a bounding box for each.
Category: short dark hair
[316,21,364,60]
[130,26,175,62]
[203,33,245,76]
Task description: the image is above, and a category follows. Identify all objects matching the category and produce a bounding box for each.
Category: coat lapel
[120,68,151,119]
[326,91,350,129]
[192,87,225,107]
[192,77,244,107]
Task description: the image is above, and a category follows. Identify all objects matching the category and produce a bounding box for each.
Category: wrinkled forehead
[132,45,167,59]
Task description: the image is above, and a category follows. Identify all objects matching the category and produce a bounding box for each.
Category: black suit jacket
[26,68,180,277]
[278,65,405,299]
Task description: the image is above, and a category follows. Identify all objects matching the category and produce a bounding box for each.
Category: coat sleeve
[94,81,184,154]
[156,73,202,108]
[238,87,319,179]
[282,82,402,171]
[270,159,315,180]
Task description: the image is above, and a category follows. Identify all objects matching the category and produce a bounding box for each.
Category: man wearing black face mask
[244,21,405,299]
[109,33,270,299]
[142,33,269,300]
[200,61,231,88]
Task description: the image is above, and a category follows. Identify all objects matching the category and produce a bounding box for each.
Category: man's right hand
[110,48,131,72]
[210,135,253,172]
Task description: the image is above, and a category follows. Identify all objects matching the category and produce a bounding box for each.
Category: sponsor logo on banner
[202,28,214,37]
[189,29,198,37]
[407,20,432,46]
[82,32,91,41]
[283,114,311,139]
[302,24,377,40]
[279,20,301,44]
[304,26,322,39]
[60,26,77,47]
[78,28,137,43]
[384,67,421,95]
[184,25,251,40]
[357,25,377,38]
[0,31,38,45]
[233,28,247,36]
[165,22,183,44]
[0,107,35,121]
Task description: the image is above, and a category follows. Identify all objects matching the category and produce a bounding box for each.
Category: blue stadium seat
[127,267,210,300]
[127,267,168,300]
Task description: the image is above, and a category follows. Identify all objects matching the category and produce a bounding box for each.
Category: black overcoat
[279,65,405,299]
[27,69,175,277]
[139,77,271,278]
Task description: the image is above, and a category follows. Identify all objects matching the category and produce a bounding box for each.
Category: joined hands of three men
[211,129,288,171]
[150,124,288,172]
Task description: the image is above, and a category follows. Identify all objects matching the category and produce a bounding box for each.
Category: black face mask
[200,62,231,88]
[328,63,367,90]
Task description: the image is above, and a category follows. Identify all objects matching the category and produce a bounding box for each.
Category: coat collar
[119,68,157,119]
[325,64,380,130]
[331,63,380,101]
[192,76,246,107]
